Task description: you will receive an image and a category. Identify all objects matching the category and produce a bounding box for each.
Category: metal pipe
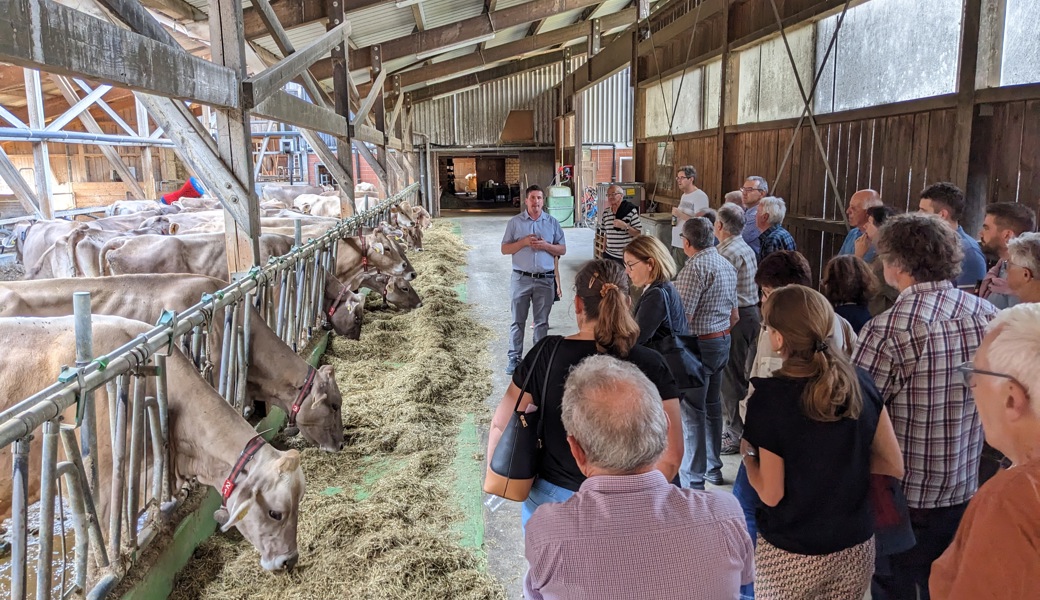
[73,292,99,500]
[108,376,129,560]
[36,420,60,600]
[154,355,172,505]
[0,127,302,147]
[127,374,147,549]
[58,426,108,569]
[54,460,89,594]
[217,307,234,399]
[85,574,118,600]
[11,437,31,600]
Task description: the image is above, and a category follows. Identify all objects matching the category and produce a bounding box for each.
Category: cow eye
[268,510,283,521]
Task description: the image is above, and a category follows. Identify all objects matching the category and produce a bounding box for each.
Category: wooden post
[325,0,355,215]
[209,0,261,273]
[370,45,389,195]
[23,68,54,218]
[953,0,984,234]
[136,98,157,199]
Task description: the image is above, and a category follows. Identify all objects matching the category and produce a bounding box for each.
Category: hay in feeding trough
[169,221,504,600]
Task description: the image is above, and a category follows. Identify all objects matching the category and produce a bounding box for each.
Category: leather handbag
[642,287,707,389]
[483,336,563,502]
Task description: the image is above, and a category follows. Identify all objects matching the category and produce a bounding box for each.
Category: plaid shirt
[674,247,738,336]
[853,280,998,509]
[525,471,754,600]
[717,235,758,308]
[756,224,796,261]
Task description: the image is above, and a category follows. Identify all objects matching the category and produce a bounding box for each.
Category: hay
[0,260,24,282]
[169,222,503,600]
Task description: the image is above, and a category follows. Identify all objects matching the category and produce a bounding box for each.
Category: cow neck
[327,285,350,317]
[287,366,318,428]
[244,314,311,413]
[165,352,266,490]
[220,434,267,506]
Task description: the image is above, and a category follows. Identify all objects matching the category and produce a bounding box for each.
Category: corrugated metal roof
[589,0,632,18]
[252,21,332,58]
[431,45,481,63]
[420,0,486,30]
[347,3,419,48]
[535,8,584,34]
[484,24,531,49]
[494,0,534,9]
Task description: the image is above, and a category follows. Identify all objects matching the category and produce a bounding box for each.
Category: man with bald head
[599,184,641,264]
[839,189,883,260]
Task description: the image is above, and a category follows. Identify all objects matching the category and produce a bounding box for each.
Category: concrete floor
[454,212,742,599]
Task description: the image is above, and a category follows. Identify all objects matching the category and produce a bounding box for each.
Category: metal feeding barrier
[0,184,418,600]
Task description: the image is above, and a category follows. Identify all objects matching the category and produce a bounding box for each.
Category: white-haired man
[740,176,769,254]
[929,303,1040,599]
[754,196,796,261]
[524,354,753,600]
[1007,232,1040,303]
[598,184,641,264]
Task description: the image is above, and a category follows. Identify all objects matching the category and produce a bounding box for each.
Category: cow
[100,232,295,280]
[85,212,166,232]
[308,195,348,218]
[106,199,176,216]
[24,220,174,279]
[172,196,221,212]
[0,315,305,571]
[0,275,347,452]
[262,184,328,204]
[12,219,80,267]
[412,205,433,230]
[354,271,422,310]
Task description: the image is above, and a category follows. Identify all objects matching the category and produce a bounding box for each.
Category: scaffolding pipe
[0,127,302,147]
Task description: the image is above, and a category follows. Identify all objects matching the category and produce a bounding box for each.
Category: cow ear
[372,242,385,254]
[319,364,335,377]
[275,449,301,474]
[220,491,255,532]
[170,223,180,235]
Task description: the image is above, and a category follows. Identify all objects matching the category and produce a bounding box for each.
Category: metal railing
[0,184,418,600]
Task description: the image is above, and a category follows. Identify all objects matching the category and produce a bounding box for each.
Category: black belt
[514,269,555,279]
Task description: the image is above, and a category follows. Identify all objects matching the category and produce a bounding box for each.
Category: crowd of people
[492,176,1040,600]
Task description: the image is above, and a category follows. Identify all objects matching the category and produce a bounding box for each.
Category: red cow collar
[221,434,266,506]
[287,366,318,429]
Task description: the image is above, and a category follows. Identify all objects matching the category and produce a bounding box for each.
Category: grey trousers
[508,271,556,361]
[721,305,760,438]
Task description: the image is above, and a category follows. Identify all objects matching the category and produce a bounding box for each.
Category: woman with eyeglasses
[741,284,904,599]
[623,236,687,346]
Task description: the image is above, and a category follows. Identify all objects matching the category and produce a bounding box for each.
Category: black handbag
[643,288,707,389]
[483,336,563,501]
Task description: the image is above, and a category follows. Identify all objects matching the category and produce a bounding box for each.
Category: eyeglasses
[623,258,646,270]
[741,187,764,193]
[956,361,1018,389]
[675,175,689,180]
[608,192,624,198]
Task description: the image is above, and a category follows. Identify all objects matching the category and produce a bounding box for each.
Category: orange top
[930,458,1040,600]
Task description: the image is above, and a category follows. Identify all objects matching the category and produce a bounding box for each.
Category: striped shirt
[525,471,754,600]
[674,247,738,336]
[599,201,641,259]
[717,235,758,308]
[853,280,999,509]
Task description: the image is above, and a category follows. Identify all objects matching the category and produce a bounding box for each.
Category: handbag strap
[510,336,561,413]
[535,336,564,442]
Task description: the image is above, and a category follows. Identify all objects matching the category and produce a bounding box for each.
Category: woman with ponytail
[740,285,904,599]
[487,259,684,529]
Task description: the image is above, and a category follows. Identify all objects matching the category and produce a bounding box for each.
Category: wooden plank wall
[980,99,1040,214]
[637,133,720,204]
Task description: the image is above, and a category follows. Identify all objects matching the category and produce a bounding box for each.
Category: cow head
[213,446,305,571]
[366,231,417,281]
[382,274,423,310]
[323,273,363,339]
[295,365,345,452]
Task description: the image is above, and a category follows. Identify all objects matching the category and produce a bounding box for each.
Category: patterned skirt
[754,535,875,600]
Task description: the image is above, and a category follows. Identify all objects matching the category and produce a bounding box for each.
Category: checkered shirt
[674,247,738,336]
[717,235,759,308]
[853,280,999,509]
[756,224,797,261]
[524,471,754,600]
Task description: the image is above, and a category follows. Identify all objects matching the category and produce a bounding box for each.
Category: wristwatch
[742,446,757,460]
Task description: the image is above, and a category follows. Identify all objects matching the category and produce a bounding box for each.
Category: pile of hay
[170,221,503,600]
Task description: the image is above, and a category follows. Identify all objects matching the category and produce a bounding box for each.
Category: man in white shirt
[671,165,710,270]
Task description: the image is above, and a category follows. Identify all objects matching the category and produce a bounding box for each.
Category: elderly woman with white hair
[754,196,796,261]
[1006,232,1040,303]
[930,303,1040,599]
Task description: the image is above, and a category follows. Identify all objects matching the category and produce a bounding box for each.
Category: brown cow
[262,184,328,204]
[100,232,295,280]
[0,275,347,451]
[353,271,422,310]
[0,315,305,571]
[24,220,174,279]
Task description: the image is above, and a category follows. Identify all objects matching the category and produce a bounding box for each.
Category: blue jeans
[521,477,575,532]
[509,271,555,361]
[733,463,759,599]
[678,335,730,488]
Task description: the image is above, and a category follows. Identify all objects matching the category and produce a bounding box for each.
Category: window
[1001,0,1040,86]
[644,68,704,137]
[736,24,815,124]
[814,0,962,114]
